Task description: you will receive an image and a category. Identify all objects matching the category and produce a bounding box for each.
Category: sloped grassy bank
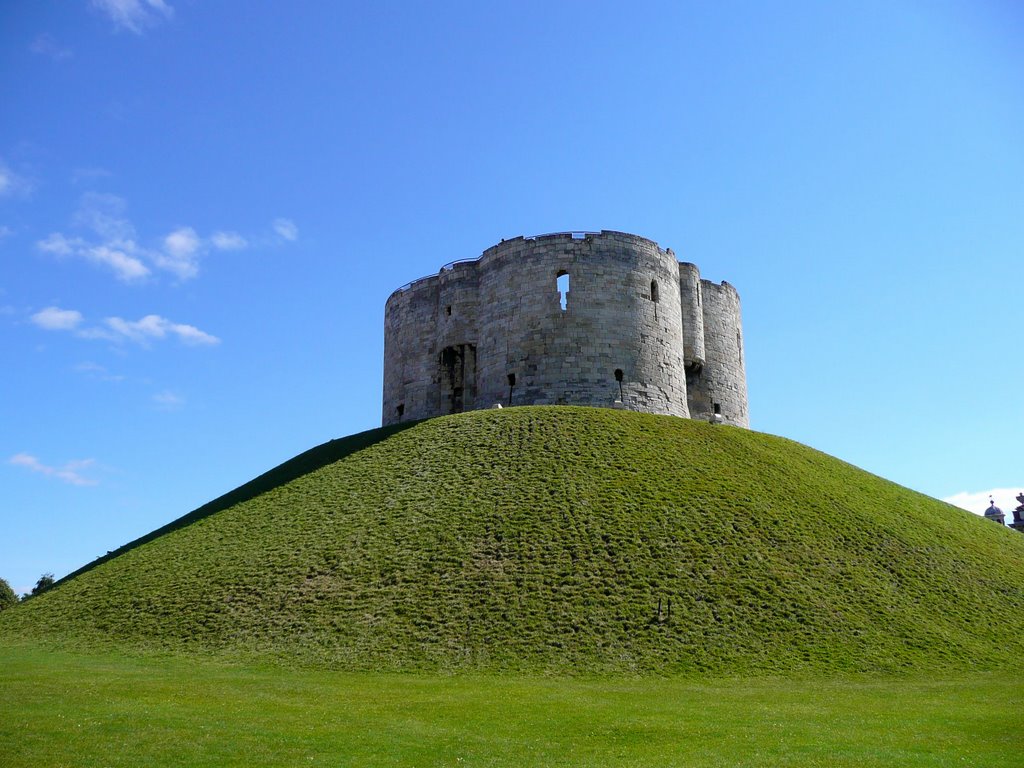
[3,407,1022,674]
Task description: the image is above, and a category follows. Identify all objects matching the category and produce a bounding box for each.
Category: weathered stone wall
[678,261,706,368]
[687,280,749,427]
[382,231,748,427]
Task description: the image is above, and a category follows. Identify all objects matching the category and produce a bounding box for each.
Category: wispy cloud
[9,453,98,486]
[74,361,126,382]
[91,0,173,34]
[210,231,247,250]
[0,158,34,199]
[273,218,299,242]
[30,305,220,347]
[88,314,220,346]
[30,33,73,61]
[0,225,12,242]
[153,390,184,410]
[37,193,151,281]
[71,167,113,185]
[31,306,83,331]
[155,226,201,279]
[38,231,151,282]
[942,488,1023,517]
[37,193,273,283]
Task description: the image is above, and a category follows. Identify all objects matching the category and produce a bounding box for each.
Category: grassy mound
[3,407,1023,674]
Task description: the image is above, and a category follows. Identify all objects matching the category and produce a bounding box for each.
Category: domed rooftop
[984,497,1005,522]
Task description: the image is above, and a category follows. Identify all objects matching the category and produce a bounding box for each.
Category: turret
[678,262,705,370]
[983,496,1006,525]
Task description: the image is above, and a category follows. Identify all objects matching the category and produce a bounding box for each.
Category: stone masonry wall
[382,231,748,427]
[687,281,749,427]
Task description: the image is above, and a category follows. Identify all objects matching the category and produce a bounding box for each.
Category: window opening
[713,403,722,415]
[614,368,624,401]
[507,373,516,405]
[445,305,452,316]
[737,331,743,364]
[556,271,569,312]
[650,281,659,302]
[396,403,404,419]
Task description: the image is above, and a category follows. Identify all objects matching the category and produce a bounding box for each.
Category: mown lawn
[2,645,1020,767]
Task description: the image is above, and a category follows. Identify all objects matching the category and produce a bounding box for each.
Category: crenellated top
[388,231,676,303]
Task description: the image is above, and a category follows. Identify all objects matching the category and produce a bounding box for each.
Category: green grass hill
[3,407,1023,675]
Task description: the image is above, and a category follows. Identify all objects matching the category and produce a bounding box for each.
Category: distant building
[983,497,1006,525]
[1010,492,1024,533]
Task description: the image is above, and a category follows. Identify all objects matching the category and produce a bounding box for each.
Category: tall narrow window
[507,373,516,405]
[396,404,405,419]
[614,368,624,401]
[556,271,569,312]
[650,280,659,302]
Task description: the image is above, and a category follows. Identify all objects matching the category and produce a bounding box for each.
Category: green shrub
[0,578,16,611]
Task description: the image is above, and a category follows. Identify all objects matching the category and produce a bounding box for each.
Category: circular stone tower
[382,231,748,428]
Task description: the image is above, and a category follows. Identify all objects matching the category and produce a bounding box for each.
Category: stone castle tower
[382,230,748,427]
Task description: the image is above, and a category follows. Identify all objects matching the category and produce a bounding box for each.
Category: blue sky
[2,1,1022,595]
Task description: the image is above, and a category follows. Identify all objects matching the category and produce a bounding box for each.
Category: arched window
[650,280,659,302]
[614,368,624,401]
[556,271,569,311]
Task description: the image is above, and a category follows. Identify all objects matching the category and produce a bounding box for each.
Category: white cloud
[38,230,151,282]
[31,306,83,331]
[9,453,98,486]
[30,33,73,61]
[90,314,220,346]
[39,195,286,283]
[154,226,201,279]
[942,488,1023,518]
[0,159,33,198]
[86,243,151,281]
[153,390,184,409]
[273,218,298,242]
[163,226,199,258]
[36,232,79,257]
[91,0,173,34]
[29,306,219,347]
[36,194,152,281]
[211,231,247,250]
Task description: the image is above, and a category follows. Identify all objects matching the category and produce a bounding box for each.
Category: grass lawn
[2,645,1020,767]
[9,408,1024,676]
